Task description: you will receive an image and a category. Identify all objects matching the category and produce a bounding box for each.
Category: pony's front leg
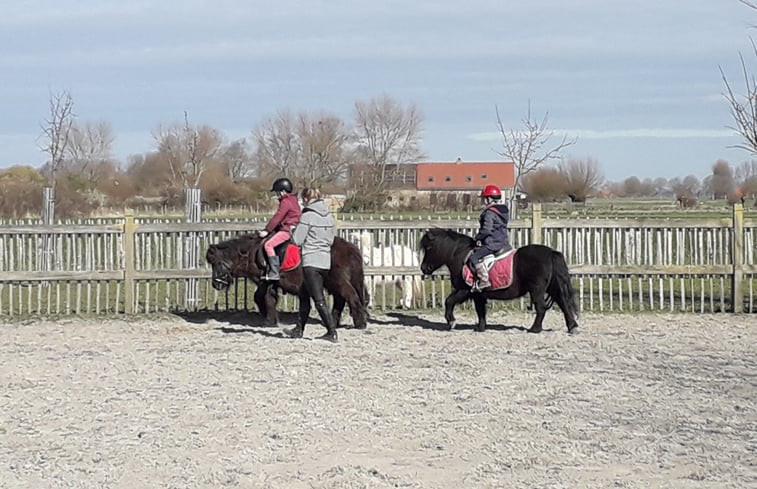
[264,286,280,327]
[472,294,488,332]
[254,284,268,317]
[444,289,471,330]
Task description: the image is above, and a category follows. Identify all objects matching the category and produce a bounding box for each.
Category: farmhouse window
[481,173,487,179]
[445,176,451,182]
[465,176,472,182]
[428,176,434,182]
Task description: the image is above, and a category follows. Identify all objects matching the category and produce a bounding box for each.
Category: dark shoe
[264,256,280,281]
[316,330,338,343]
[283,324,303,338]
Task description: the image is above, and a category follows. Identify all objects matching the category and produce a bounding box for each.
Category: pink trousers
[264,230,290,257]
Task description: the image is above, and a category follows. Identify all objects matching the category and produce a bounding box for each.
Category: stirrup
[472,280,489,292]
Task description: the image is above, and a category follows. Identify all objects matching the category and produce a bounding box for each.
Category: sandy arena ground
[0,310,755,489]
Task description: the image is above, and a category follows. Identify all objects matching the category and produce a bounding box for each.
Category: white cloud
[467,128,737,142]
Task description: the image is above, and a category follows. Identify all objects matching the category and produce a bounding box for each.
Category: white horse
[348,231,423,309]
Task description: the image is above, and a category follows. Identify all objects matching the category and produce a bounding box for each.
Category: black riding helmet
[270,177,293,193]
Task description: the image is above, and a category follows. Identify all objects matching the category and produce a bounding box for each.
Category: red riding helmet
[481,184,502,199]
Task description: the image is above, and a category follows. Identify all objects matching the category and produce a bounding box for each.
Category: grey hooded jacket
[291,198,335,269]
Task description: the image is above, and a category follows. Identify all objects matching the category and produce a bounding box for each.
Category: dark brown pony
[419,228,579,334]
[206,234,368,329]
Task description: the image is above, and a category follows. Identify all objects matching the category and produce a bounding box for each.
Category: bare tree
[38,89,75,187]
[679,174,701,196]
[153,112,223,188]
[495,102,576,212]
[252,110,352,188]
[252,110,300,179]
[621,176,642,197]
[671,174,700,204]
[652,177,669,196]
[66,121,115,181]
[735,159,757,181]
[559,157,604,202]
[721,1,757,155]
[298,113,352,188]
[721,43,757,156]
[711,159,735,199]
[352,95,425,204]
[681,175,702,195]
[520,167,566,202]
[735,159,757,198]
[220,138,254,181]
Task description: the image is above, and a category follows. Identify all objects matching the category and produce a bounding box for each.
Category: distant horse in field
[419,228,579,333]
[348,231,423,309]
[206,234,368,329]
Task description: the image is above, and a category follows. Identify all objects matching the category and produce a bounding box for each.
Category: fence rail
[1,204,755,317]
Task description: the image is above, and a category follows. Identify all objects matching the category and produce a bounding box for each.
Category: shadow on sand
[171,309,297,339]
[374,312,544,333]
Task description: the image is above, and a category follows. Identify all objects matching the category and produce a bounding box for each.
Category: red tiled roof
[415,161,515,190]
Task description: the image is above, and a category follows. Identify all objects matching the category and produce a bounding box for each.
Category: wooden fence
[1,204,756,317]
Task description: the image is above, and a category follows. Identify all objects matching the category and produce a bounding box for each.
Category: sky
[0,0,755,180]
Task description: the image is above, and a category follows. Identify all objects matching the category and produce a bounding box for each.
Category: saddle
[256,239,301,272]
[463,248,516,290]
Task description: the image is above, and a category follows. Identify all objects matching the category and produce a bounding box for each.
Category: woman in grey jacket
[284,188,338,342]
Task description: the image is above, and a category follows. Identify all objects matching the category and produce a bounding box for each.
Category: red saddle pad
[281,243,301,271]
[462,250,515,290]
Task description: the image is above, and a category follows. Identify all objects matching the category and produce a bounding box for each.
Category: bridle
[211,260,233,288]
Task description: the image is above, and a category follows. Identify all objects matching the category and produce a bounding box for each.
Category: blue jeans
[468,246,498,270]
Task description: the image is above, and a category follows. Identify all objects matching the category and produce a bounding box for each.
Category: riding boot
[314,301,338,343]
[474,262,491,290]
[265,255,280,281]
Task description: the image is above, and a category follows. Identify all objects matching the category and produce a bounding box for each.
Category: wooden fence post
[732,202,744,313]
[184,188,202,310]
[124,210,136,314]
[40,187,55,280]
[530,203,543,245]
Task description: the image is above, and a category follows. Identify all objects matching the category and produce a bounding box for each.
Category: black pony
[206,234,368,329]
[419,228,579,333]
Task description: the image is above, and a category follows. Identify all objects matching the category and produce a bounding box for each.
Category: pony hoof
[474,326,486,333]
[567,325,579,334]
[447,321,456,331]
[527,326,543,334]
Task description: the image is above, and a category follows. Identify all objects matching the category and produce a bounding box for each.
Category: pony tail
[550,250,579,318]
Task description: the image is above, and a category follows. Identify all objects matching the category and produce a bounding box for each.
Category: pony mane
[207,234,259,260]
[422,228,475,248]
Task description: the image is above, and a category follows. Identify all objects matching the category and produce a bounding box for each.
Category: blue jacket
[474,203,510,251]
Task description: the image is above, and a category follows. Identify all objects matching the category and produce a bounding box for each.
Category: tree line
[0,92,426,217]
[520,159,757,207]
